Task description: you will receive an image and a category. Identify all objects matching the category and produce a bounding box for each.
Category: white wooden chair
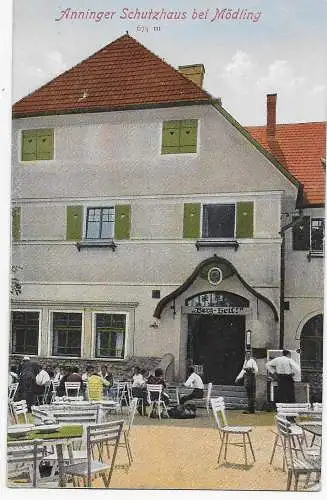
[276,416,321,491]
[63,420,124,487]
[270,402,311,466]
[118,398,138,466]
[44,407,101,480]
[312,402,322,412]
[116,381,132,409]
[8,383,20,423]
[11,400,29,424]
[7,439,45,487]
[8,382,19,402]
[146,384,169,419]
[205,382,213,414]
[36,381,52,405]
[210,397,255,465]
[65,381,81,399]
[50,380,60,403]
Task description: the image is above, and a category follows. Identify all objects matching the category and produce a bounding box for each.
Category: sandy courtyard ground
[109,423,292,491]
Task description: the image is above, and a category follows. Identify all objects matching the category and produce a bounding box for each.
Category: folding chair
[63,420,124,487]
[210,396,255,465]
[117,381,132,408]
[8,382,19,402]
[50,380,60,403]
[205,383,213,414]
[270,403,310,466]
[11,400,29,424]
[65,381,81,399]
[7,439,45,487]
[36,381,52,405]
[118,398,138,466]
[146,384,169,419]
[276,416,321,491]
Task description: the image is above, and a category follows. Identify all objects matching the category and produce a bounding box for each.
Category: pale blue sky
[11,0,327,124]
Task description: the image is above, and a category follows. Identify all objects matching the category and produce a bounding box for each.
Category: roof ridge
[13,33,213,111]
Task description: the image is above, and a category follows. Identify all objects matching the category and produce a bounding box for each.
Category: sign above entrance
[184,291,250,315]
[182,305,250,315]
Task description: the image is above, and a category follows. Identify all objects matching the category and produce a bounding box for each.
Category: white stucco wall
[12,103,321,375]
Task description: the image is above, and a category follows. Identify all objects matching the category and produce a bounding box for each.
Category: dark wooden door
[188,314,245,384]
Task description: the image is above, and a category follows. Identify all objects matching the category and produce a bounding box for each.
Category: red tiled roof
[246,123,326,205]
[13,34,212,117]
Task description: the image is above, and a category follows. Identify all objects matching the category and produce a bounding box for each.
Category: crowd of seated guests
[8,359,115,410]
[9,358,187,416]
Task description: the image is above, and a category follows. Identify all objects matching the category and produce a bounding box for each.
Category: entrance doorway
[187,314,245,384]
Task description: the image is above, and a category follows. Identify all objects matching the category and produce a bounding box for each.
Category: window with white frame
[85,207,115,239]
[11,311,39,355]
[52,312,82,357]
[95,313,126,359]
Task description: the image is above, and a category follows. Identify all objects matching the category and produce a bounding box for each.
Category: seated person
[99,365,114,397]
[87,366,110,401]
[35,364,51,396]
[57,366,72,397]
[67,366,83,383]
[147,368,170,404]
[179,366,204,405]
[131,366,147,415]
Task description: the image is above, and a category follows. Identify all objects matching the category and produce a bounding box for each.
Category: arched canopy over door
[300,314,323,401]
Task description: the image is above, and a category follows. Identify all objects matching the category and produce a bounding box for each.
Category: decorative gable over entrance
[153,255,278,321]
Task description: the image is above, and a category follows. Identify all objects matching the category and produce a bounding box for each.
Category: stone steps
[211,385,248,409]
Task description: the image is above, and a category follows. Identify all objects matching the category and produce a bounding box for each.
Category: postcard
[3,0,326,493]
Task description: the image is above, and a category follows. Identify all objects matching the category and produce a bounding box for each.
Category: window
[202,204,235,238]
[95,313,126,359]
[86,207,115,239]
[183,202,254,239]
[161,120,198,154]
[66,205,131,242]
[21,129,54,161]
[11,311,39,355]
[292,216,324,252]
[52,312,82,357]
[311,219,324,251]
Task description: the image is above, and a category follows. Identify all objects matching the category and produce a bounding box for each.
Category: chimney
[267,93,277,137]
[178,64,205,88]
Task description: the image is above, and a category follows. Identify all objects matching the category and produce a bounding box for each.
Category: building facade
[10,35,325,401]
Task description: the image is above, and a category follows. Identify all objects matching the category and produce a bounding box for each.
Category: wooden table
[8,424,84,487]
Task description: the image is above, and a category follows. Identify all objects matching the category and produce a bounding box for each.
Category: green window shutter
[183,203,201,238]
[36,129,54,160]
[22,131,37,161]
[12,207,21,241]
[66,206,83,241]
[161,121,180,154]
[115,205,131,240]
[180,120,198,153]
[292,216,310,250]
[236,202,254,238]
